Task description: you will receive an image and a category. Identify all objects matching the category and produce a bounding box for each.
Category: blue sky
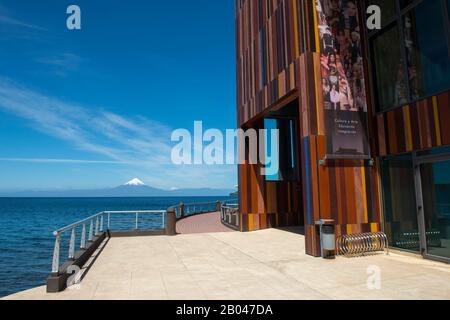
[0,1,237,191]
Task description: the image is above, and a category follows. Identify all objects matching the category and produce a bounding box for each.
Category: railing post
[95,216,99,236]
[236,211,240,227]
[108,212,111,230]
[68,228,76,260]
[80,223,86,249]
[180,203,185,218]
[135,212,139,230]
[162,211,165,229]
[216,201,221,212]
[100,214,104,232]
[88,219,94,242]
[51,233,61,274]
[165,209,176,236]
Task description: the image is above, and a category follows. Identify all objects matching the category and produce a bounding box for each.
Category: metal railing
[51,210,166,274]
[170,200,237,219]
[336,232,388,256]
[220,203,239,230]
[182,201,218,217]
[395,230,442,250]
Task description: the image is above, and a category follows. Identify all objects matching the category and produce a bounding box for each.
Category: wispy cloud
[35,53,83,71]
[34,53,87,77]
[0,7,45,31]
[0,158,128,165]
[0,78,237,189]
[0,78,172,164]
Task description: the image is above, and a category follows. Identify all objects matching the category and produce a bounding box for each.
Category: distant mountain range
[0,178,236,198]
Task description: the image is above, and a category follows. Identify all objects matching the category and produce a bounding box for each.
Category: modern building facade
[235,0,450,262]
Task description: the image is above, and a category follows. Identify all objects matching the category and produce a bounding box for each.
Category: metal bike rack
[336,232,389,256]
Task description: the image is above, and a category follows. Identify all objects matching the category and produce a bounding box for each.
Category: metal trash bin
[315,219,336,259]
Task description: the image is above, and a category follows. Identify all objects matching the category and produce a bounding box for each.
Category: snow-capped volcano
[0,177,234,197]
[124,178,145,186]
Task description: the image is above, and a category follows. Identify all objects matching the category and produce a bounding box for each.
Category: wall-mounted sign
[316,0,371,159]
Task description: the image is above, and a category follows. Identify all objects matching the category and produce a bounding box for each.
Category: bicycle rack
[337,232,389,256]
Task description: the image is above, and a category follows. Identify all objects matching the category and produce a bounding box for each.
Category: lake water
[0,196,235,297]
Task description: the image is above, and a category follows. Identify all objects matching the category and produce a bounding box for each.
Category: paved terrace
[4,226,450,300]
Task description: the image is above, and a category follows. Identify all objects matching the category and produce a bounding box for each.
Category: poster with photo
[316,0,370,159]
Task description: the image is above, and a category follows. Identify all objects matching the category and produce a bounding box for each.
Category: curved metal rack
[337,232,388,256]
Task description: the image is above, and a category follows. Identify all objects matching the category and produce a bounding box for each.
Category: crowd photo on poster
[317,0,367,113]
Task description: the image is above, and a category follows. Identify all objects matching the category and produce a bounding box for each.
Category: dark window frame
[364,0,450,114]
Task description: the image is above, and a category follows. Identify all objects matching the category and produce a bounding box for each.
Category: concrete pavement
[4,227,450,300]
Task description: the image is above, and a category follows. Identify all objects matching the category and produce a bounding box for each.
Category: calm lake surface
[0,196,235,297]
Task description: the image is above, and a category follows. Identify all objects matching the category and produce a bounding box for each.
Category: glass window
[367,0,396,23]
[403,0,450,99]
[370,25,408,111]
[448,0,450,29]
[264,119,280,181]
[382,155,419,252]
[369,0,450,112]
[264,118,297,182]
[421,160,450,259]
[417,146,450,157]
[399,0,415,10]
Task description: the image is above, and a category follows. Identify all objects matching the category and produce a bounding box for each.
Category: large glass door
[416,156,450,262]
[381,155,420,252]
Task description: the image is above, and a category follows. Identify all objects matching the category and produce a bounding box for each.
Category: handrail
[50,200,238,275]
[103,210,167,213]
[222,204,238,208]
[169,199,238,219]
[51,210,166,274]
[169,201,217,208]
[53,212,105,235]
[168,199,238,210]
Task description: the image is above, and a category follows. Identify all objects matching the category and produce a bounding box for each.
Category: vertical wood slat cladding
[236,0,304,125]
[238,164,301,231]
[236,0,382,257]
[300,1,382,256]
[377,91,450,157]
[301,132,381,256]
[235,0,322,124]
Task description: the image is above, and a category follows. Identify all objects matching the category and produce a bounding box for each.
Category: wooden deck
[176,211,235,234]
